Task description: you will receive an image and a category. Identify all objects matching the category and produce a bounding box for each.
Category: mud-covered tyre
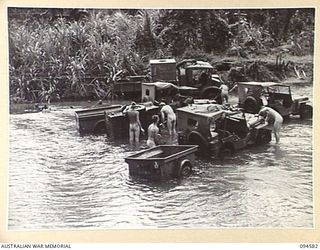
[218,144,234,160]
[244,96,261,114]
[300,104,313,119]
[255,129,272,145]
[179,160,192,178]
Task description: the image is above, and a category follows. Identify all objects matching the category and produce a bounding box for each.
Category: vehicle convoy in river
[176,103,272,159]
[10,99,314,228]
[237,82,313,119]
[75,102,160,137]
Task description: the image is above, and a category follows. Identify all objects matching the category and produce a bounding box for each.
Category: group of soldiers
[124,101,177,148]
[124,86,284,148]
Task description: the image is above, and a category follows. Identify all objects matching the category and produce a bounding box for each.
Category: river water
[8,83,313,229]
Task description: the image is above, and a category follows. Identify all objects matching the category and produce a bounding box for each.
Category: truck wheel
[300,104,313,119]
[244,96,261,113]
[218,144,234,160]
[255,130,271,145]
[179,160,192,177]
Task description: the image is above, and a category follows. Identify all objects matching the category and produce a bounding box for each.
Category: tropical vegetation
[8,8,315,103]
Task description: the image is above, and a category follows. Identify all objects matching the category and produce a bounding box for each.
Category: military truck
[175,59,222,102]
[176,104,271,159]
[237,82,313,119]
[115,58,223,103]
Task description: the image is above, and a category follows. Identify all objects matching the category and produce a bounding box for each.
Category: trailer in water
[125,145,198,180]
[105,102,160,140]
[75,105,122,135]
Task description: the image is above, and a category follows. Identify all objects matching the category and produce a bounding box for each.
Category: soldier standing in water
[259,106,283,143]
[125,102,144,145]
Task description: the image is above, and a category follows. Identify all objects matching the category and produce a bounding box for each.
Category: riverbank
[9,53,313,106]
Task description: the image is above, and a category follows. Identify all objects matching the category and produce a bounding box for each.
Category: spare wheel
[244,96,261,113]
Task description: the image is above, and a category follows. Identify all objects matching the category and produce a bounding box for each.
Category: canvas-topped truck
[237,82,312,119]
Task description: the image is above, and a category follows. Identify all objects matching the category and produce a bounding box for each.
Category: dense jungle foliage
[8,8,315,103]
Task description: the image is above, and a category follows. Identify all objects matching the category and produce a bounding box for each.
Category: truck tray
[75,105,122,135]
[105,102,160,140]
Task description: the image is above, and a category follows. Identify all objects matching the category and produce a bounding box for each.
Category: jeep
[176,104,272,159]
[237,82,312,119]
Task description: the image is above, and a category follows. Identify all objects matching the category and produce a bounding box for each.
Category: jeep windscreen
[267,85,292,105]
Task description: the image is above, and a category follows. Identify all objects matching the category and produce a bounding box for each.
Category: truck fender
[187,131,208,152]
[200,86,221,98]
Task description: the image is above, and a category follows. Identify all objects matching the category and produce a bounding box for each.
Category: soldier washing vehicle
[176,103,272,159]
[237,82,312,119]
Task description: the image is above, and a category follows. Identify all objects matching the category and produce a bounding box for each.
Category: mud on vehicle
[176,104,272,159]
[237,82,312,119]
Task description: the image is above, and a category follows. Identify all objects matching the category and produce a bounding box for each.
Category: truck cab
[176,59,223,103]
[150,59,223,103]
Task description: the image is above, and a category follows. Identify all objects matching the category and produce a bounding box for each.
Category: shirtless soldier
[125,102,144,145]
[259,106,283,143]
[147,115,160,148]
[160,102,176,136]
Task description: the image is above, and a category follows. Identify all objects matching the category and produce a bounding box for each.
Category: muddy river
[8,83,313,229]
